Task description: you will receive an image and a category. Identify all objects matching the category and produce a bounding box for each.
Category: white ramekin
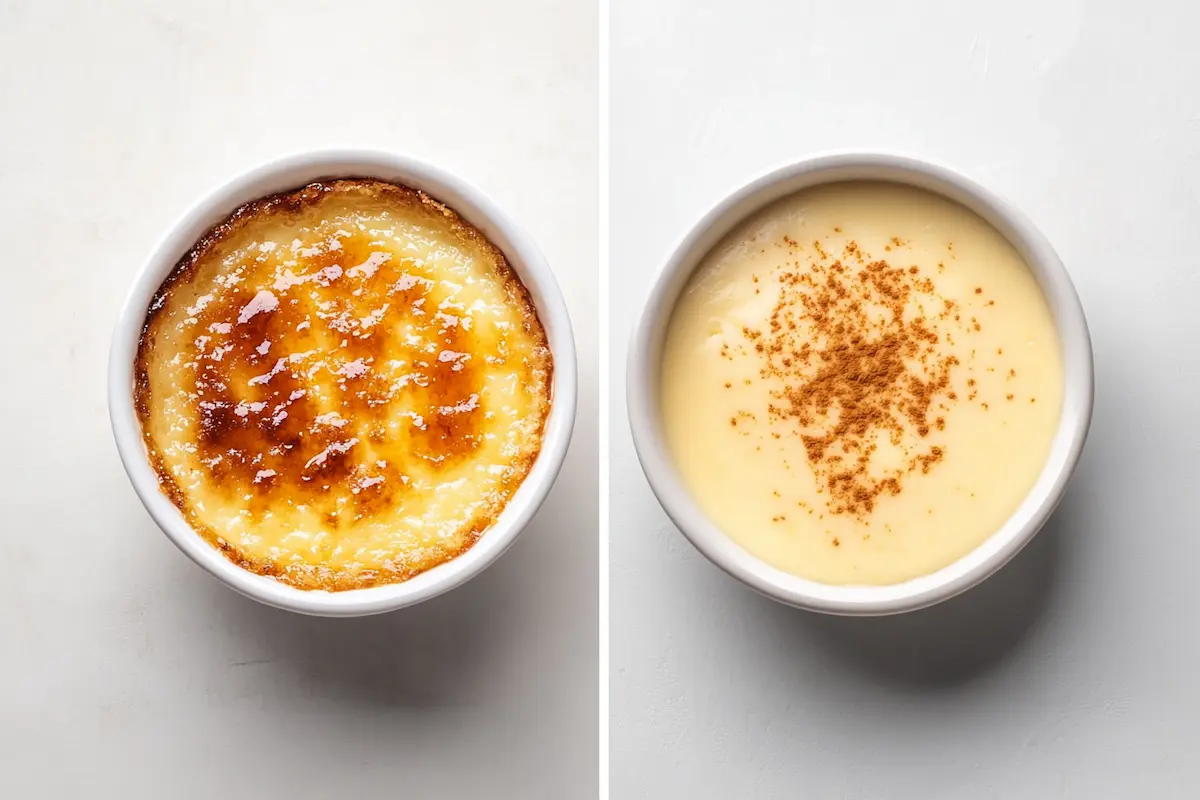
[627,151,1093,616]
[109,150,577,617]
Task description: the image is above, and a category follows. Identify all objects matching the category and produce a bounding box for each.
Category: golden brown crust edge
[133,178,553,592]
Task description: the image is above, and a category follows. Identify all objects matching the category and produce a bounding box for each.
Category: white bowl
[627,151,1093,616]
[109,150,577,617]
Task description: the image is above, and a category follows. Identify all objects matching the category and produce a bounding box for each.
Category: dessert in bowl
[111,151,576,616]
[628,153,1092,615]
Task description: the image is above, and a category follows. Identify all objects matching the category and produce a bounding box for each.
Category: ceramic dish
[110,149,576,617]
[627,151,1092,615]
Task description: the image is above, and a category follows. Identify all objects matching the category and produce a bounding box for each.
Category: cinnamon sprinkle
[740,234,978,519]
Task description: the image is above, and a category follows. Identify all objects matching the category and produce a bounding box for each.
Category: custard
[136,179,552,590]
[662,182,1062,585]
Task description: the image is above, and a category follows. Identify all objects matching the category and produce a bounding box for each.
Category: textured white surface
[0,2,597,797]
[612,1,1198,796]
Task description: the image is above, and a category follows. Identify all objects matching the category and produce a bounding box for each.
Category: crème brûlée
[136,179,552,591]
[662,181,1063,586]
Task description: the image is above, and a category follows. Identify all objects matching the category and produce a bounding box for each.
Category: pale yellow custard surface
[661,182,1062,585]
[136,179,552,591]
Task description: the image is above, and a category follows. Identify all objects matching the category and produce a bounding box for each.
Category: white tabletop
[611,0,1198,796]
[0,2,597,797]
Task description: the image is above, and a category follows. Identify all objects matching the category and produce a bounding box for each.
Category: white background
[612,0,1200,797]
[0,2,597,797]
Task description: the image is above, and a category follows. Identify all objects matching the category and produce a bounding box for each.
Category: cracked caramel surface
[136,179,551,590]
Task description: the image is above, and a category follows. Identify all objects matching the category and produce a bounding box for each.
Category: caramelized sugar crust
[135,179,552,590]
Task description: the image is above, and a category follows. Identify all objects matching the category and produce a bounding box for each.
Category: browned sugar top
[134,179,552,590]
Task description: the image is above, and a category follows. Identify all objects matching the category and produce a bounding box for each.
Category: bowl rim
[108,148,577,617]
[626,150,1093,616]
